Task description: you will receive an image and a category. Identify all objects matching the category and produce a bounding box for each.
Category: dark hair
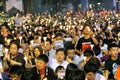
[108,43,118,50]
[55,32,63,38]
[56,48,67,56]
[33,45,43,57]
[9,65,23,75]
[41,37,52,44]
[65,63,78,80]
[0,22,10,31]
[36,54,49,63]
[93,45,101,56]
[67,45,74,51]
[84,49,94,57]
[68,69,85,80]
[84,60,99,73]
[9,40,20,49]
[55,65,65,79]
[87,57,101,69]
[82,23,92,32]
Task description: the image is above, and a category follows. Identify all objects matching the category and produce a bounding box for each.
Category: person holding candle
[24,45,43,80]
[0,22,13,47]
[75,23,98,62]
[3,40,25,78]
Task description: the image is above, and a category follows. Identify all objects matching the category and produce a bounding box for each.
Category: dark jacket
[33,67,56,80]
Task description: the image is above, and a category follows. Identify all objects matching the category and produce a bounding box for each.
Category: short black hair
[56,48,67,56]
[82,23,92,32]
[68,69,85,80]
[55,32,63,38]
[55,65,65,76]
[84,62,99,73]
[84,49,94,57]
[67,45,74,51]
[9,40,20,49]
[36,54,49,63]
[108,43,118,50]
[9,65,23,75]
[93,45,101,56]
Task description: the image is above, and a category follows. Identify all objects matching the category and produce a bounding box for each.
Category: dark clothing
[10,53,25,66]
[33,67,56,80]
[76,37,94,51]
[0,34,13,46]
[105,55,120,79]
[100,55,110,62]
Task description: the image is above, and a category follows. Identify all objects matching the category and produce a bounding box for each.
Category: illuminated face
[56,51,65,62]
[9,44,18,55]
[67,49,75,59]
[86,72,96,80]
[34,48,40,57]
[35,59,47,70]
[45,41,51,51]
[110,47,118,58]
[83,26,91,35]
[10,74,21,80]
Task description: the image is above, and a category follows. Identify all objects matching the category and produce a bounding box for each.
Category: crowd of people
[0,10,120,80]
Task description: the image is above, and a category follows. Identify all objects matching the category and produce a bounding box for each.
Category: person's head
[84,49,94,61]
[84,62,99,80]
[67,45,75,59]
[35,54,49,70]
[42,38,52,52]
[9,65,23,80]
[55,66,65,79]
[9,40,19,55]
[82,24,92,35]
[93,45,101,56]
[108,43,118,58]
[56,48,67,62]
[33,45,43,57]
[68,69,85,80]
[55,32,63,41]
[87,57,101,69]
[97,37,104,47]
[65,63,78,80]
[0,22,9,36]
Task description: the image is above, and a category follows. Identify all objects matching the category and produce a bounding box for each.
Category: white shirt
[49,58,68,71]
[49,49,56,59]
[85,73,106,80]
[0,61,3,80]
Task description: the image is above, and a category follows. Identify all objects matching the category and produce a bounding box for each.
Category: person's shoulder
[96,73,106,80]
[18,53,24,57]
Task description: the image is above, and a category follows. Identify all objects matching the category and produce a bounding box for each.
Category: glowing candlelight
[43,78,47,80]
[24,56,28,63]
[83,56,87,62]
[91,44,94,50]
[12,30,14,34]
[7,39,11,45]
[19,36,22,44]
[43,37,47,46]
[30,40,34,44]
[5,48,8,54]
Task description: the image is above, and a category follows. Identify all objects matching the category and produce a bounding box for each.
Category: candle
[19,36,22,44]
[5,48,8,55]
[43,78,47,80]
[83,56,87,62]
[43,37,47,46]
[24,56,28,64]
[30,40,34,44]
[7,39,11,45]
